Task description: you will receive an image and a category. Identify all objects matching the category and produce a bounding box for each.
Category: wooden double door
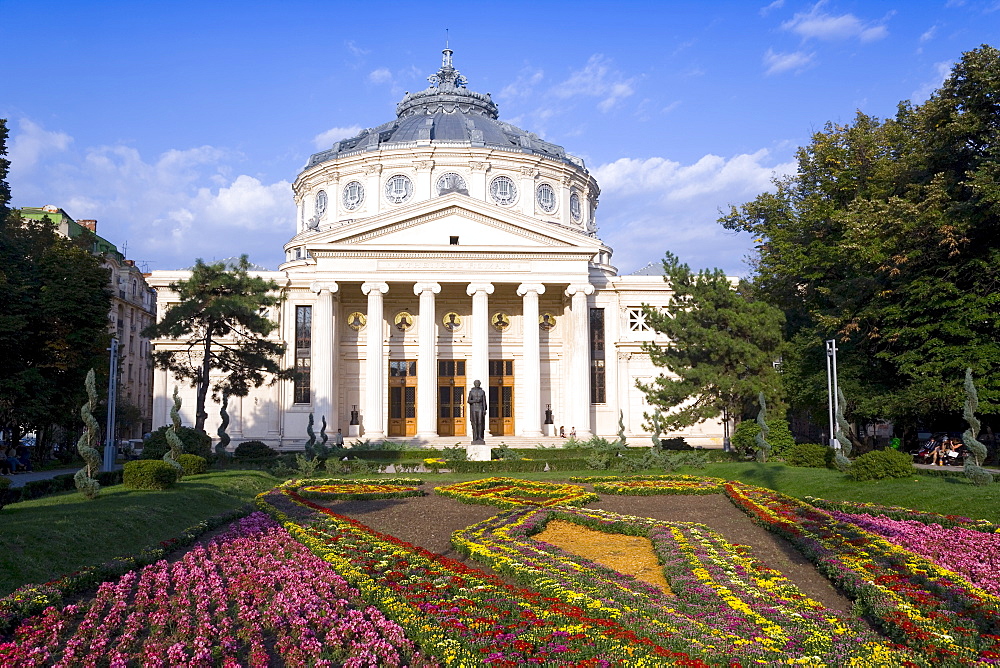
[387,359,513,437]
[489,360,515,436]
[438,360,466,437]
[388,360,416,437]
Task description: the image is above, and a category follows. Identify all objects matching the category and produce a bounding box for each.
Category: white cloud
[345,40,370,57]
[368,67,393,84]
[911,60,954,102]
[313,125,363,149]
[498,67,544,99]
[8,119,294,270]
[781,2,889,42]
[593,150,796,276]
[551,55,637,111]
[8,119,72,171]
[920,25,938,42]
[763,48,814,75]
[760,0,785,16]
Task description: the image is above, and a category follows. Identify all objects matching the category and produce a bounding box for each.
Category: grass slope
[0,469,277,597]
[686,462,1000,523]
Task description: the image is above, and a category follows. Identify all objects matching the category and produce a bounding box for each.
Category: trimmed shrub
[233,440,278,459]
[141,425,212,460]
[123,460,178,490]
[0,476,10,510]
[659,437,693,451]
[785,443,833,468]
[848,448,915,481]
[177,454,208,476]
[731,418,795,458]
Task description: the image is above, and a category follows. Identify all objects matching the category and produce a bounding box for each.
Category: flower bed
[298,478,425,501]
[725,481,1000,662]
[0,505,254,637]
[805,497,1000,532]
[584,476,725,496]
[0,512,434,666]
[831,510,1000,597]
[434,477,598,509]
[451,504,904,665]
[259,487,697,666]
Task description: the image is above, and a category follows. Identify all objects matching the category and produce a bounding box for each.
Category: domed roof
[306,49,585,171]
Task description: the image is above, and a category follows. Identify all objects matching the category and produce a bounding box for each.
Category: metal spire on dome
[428,38,467,91]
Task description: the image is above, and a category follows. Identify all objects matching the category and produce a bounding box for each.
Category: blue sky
[3,0,996,275]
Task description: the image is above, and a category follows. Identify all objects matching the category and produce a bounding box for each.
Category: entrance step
[348,435,575,449]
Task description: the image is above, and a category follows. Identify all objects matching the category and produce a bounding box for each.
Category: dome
[306,49,585,171]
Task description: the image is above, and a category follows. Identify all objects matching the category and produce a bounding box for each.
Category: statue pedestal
[543,424,556,437]
[467,442,491,461]
[348,425,361,438]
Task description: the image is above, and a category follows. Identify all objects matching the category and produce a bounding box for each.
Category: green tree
[142,255,291,433]
[0,119,111,449]
[638,252,785,438]
[720,45,1000,428]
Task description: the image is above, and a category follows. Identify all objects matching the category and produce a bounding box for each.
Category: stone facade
[146,50,725,449]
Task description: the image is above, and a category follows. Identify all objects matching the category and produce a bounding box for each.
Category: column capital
[565,283,595,297]
[361,281,389,296]
[466,282,495,296]
[309,281,339,295]
[517,283,546,297]
[413,282,442,296]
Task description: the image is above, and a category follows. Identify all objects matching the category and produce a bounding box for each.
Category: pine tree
[640,252,785,431]
[142,255,292,433]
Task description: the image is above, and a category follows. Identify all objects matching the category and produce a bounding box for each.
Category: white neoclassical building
[147,49,725,448]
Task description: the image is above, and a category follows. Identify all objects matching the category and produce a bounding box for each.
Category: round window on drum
[536,183,556,213]
[385,174,414,204]
[569,189,582,222]
[490,175,517,206]
[342,181,365,211]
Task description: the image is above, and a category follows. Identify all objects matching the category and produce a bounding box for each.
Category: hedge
[123,460,178,490]
[177,454,208,476]
[141,426,212,460]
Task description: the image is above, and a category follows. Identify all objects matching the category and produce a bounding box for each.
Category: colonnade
[308,280,595,440]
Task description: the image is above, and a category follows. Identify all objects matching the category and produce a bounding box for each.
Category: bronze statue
[467,379,487,443]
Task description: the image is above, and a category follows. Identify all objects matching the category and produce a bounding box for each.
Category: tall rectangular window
[590,308,606,403]
[294,305,312,404]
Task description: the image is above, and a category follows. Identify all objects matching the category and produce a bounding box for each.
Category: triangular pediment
[293,194,601,251]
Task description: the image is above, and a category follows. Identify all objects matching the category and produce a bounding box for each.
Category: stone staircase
[349,435,573,449]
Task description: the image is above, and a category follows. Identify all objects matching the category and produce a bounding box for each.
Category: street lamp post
[102,338,119,472]
[825,339,839,449]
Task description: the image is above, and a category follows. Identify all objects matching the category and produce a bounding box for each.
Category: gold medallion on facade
[491,311,511,331]
[346,311,367,330]
[442,312,462,331]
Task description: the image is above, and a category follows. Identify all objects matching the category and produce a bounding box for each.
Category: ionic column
[361,281,389,440]
[310,281,339,428]
[566,283,595,438]
[517,283,546,437]
[466,283,494,420]
[414,282,441,438]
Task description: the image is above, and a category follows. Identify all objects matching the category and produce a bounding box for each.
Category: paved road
[6,466,122,488]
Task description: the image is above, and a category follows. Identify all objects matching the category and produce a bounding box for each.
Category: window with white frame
[626,307,653,332]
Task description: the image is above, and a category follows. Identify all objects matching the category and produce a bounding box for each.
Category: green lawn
[0,469,277,597]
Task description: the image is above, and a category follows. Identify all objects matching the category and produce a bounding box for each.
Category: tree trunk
[194,332,213,434]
